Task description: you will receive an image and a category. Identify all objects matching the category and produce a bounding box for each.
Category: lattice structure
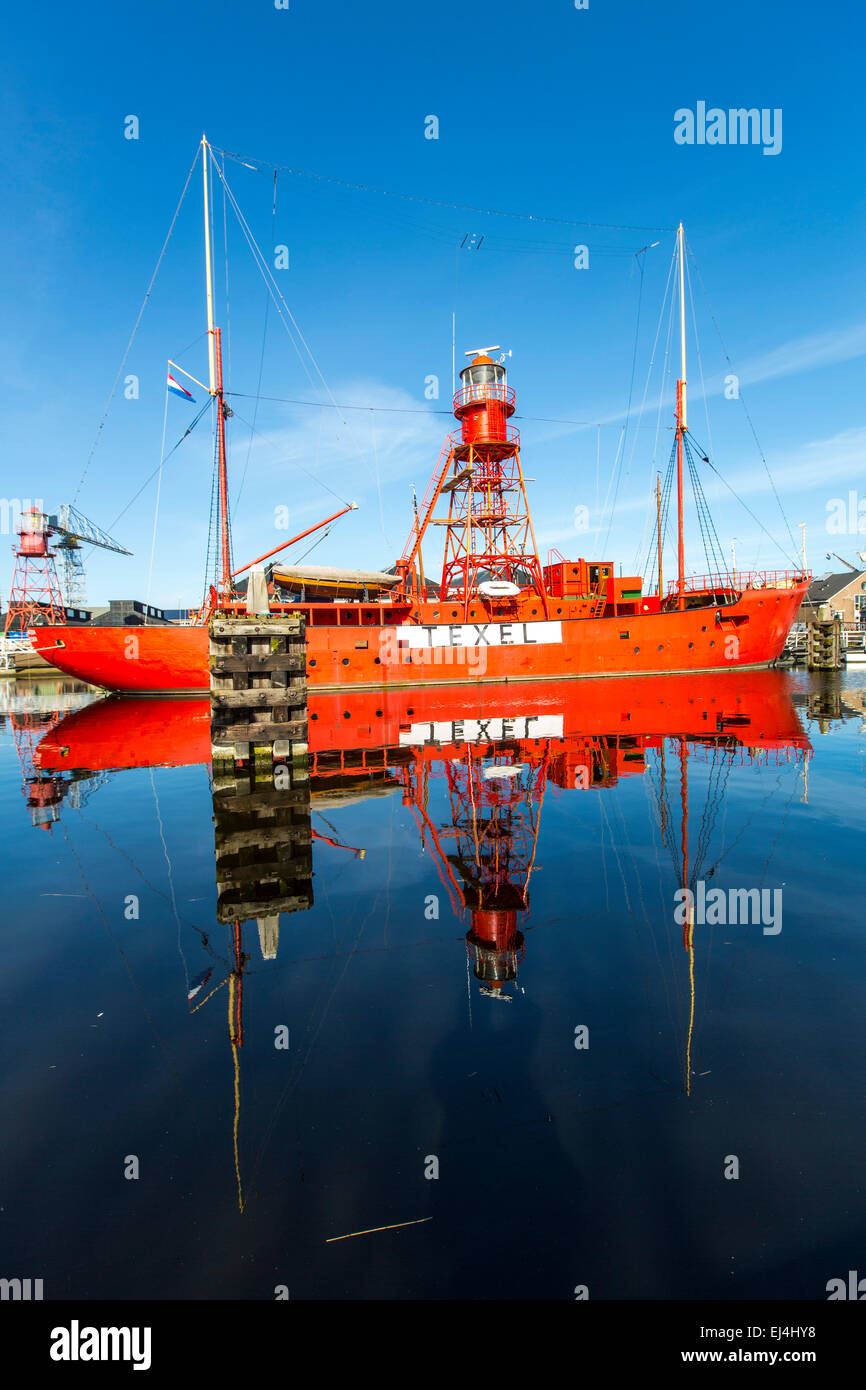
[402,744,548,997]
[439,357,546,606]
[396,354,548,614]
[4,509,65,635]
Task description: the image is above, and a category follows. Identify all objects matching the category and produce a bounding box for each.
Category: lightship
[30,141,809,693]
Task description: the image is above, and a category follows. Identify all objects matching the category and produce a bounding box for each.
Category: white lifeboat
[478,579,521,599]
[482,764,524,781]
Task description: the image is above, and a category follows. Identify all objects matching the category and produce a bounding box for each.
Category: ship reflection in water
[7,670,865,1298]
[32,671,810,1001]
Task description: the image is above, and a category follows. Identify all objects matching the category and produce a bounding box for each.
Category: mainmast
[201,135,232,600]
[675,223,687,610]
[656,472,663,599]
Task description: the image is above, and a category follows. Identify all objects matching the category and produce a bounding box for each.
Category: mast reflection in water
[6,669,865,1299]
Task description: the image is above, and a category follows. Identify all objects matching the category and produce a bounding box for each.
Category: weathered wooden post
[209,613,308,780]
[209,611,312,959]
[211,764,313,959]
[805,605,843,671]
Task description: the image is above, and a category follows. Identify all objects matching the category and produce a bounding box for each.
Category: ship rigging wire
[212,144,677,234]
[227,406,354,508]
[686,238,800,561]
[210,154,377,491]
[596,239,654,556]
[145,387,170,609]
[106,399,211,533]
[72,147,200,506]
[629,229,802,582]
[633,239,680,575]
[685,427,800,569]
[234,170,277,513]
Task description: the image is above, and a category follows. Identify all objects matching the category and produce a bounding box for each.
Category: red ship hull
[29,578,807,696]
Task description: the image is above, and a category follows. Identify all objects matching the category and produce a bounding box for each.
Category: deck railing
[667,569,809,597]
[452,383,515,412]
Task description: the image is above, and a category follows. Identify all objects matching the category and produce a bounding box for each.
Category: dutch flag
[187,968,212,1002]
[167,371,195,403]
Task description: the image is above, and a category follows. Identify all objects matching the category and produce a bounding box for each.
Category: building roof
[804,570,866,606]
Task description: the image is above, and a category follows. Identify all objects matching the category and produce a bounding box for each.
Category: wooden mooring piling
[805,615,843,671]
[209,614,308,773]
[209,614,312,961]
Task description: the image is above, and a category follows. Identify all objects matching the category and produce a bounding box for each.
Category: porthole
[309,658,317,666]
[311,712,318,721]
[374,657,381,665]
[688,642,694,649]
[341,658,349,665]
[343,711,351,719]
[634,646,640,653]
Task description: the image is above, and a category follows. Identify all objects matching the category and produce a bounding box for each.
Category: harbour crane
[51,504,132,607]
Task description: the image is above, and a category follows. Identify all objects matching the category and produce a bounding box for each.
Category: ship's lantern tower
[394,346,548,611]
[466,902,526,997]
[411,348,548,608]
[454,353,515,449]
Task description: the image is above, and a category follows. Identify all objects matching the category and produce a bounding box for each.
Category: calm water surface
[1,669,864,1300]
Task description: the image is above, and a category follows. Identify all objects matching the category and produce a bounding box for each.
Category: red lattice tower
[4,508,65,635]
[401,743,549,997]
[439,354,547,608]
[10,708,65,830]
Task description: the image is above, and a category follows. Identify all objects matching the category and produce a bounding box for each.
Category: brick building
[797,569,866,627]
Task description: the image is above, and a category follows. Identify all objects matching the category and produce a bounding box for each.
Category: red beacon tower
[441,349,548,611]
[397,347,550,617]
[4,508,65,634]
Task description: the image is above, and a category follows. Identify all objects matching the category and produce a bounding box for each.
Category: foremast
[201,135,233,604]
[675,221,687,611]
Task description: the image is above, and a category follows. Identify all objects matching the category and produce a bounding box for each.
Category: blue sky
[3,0,865,608]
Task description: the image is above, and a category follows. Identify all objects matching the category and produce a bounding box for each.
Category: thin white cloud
[584,320,866,432]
